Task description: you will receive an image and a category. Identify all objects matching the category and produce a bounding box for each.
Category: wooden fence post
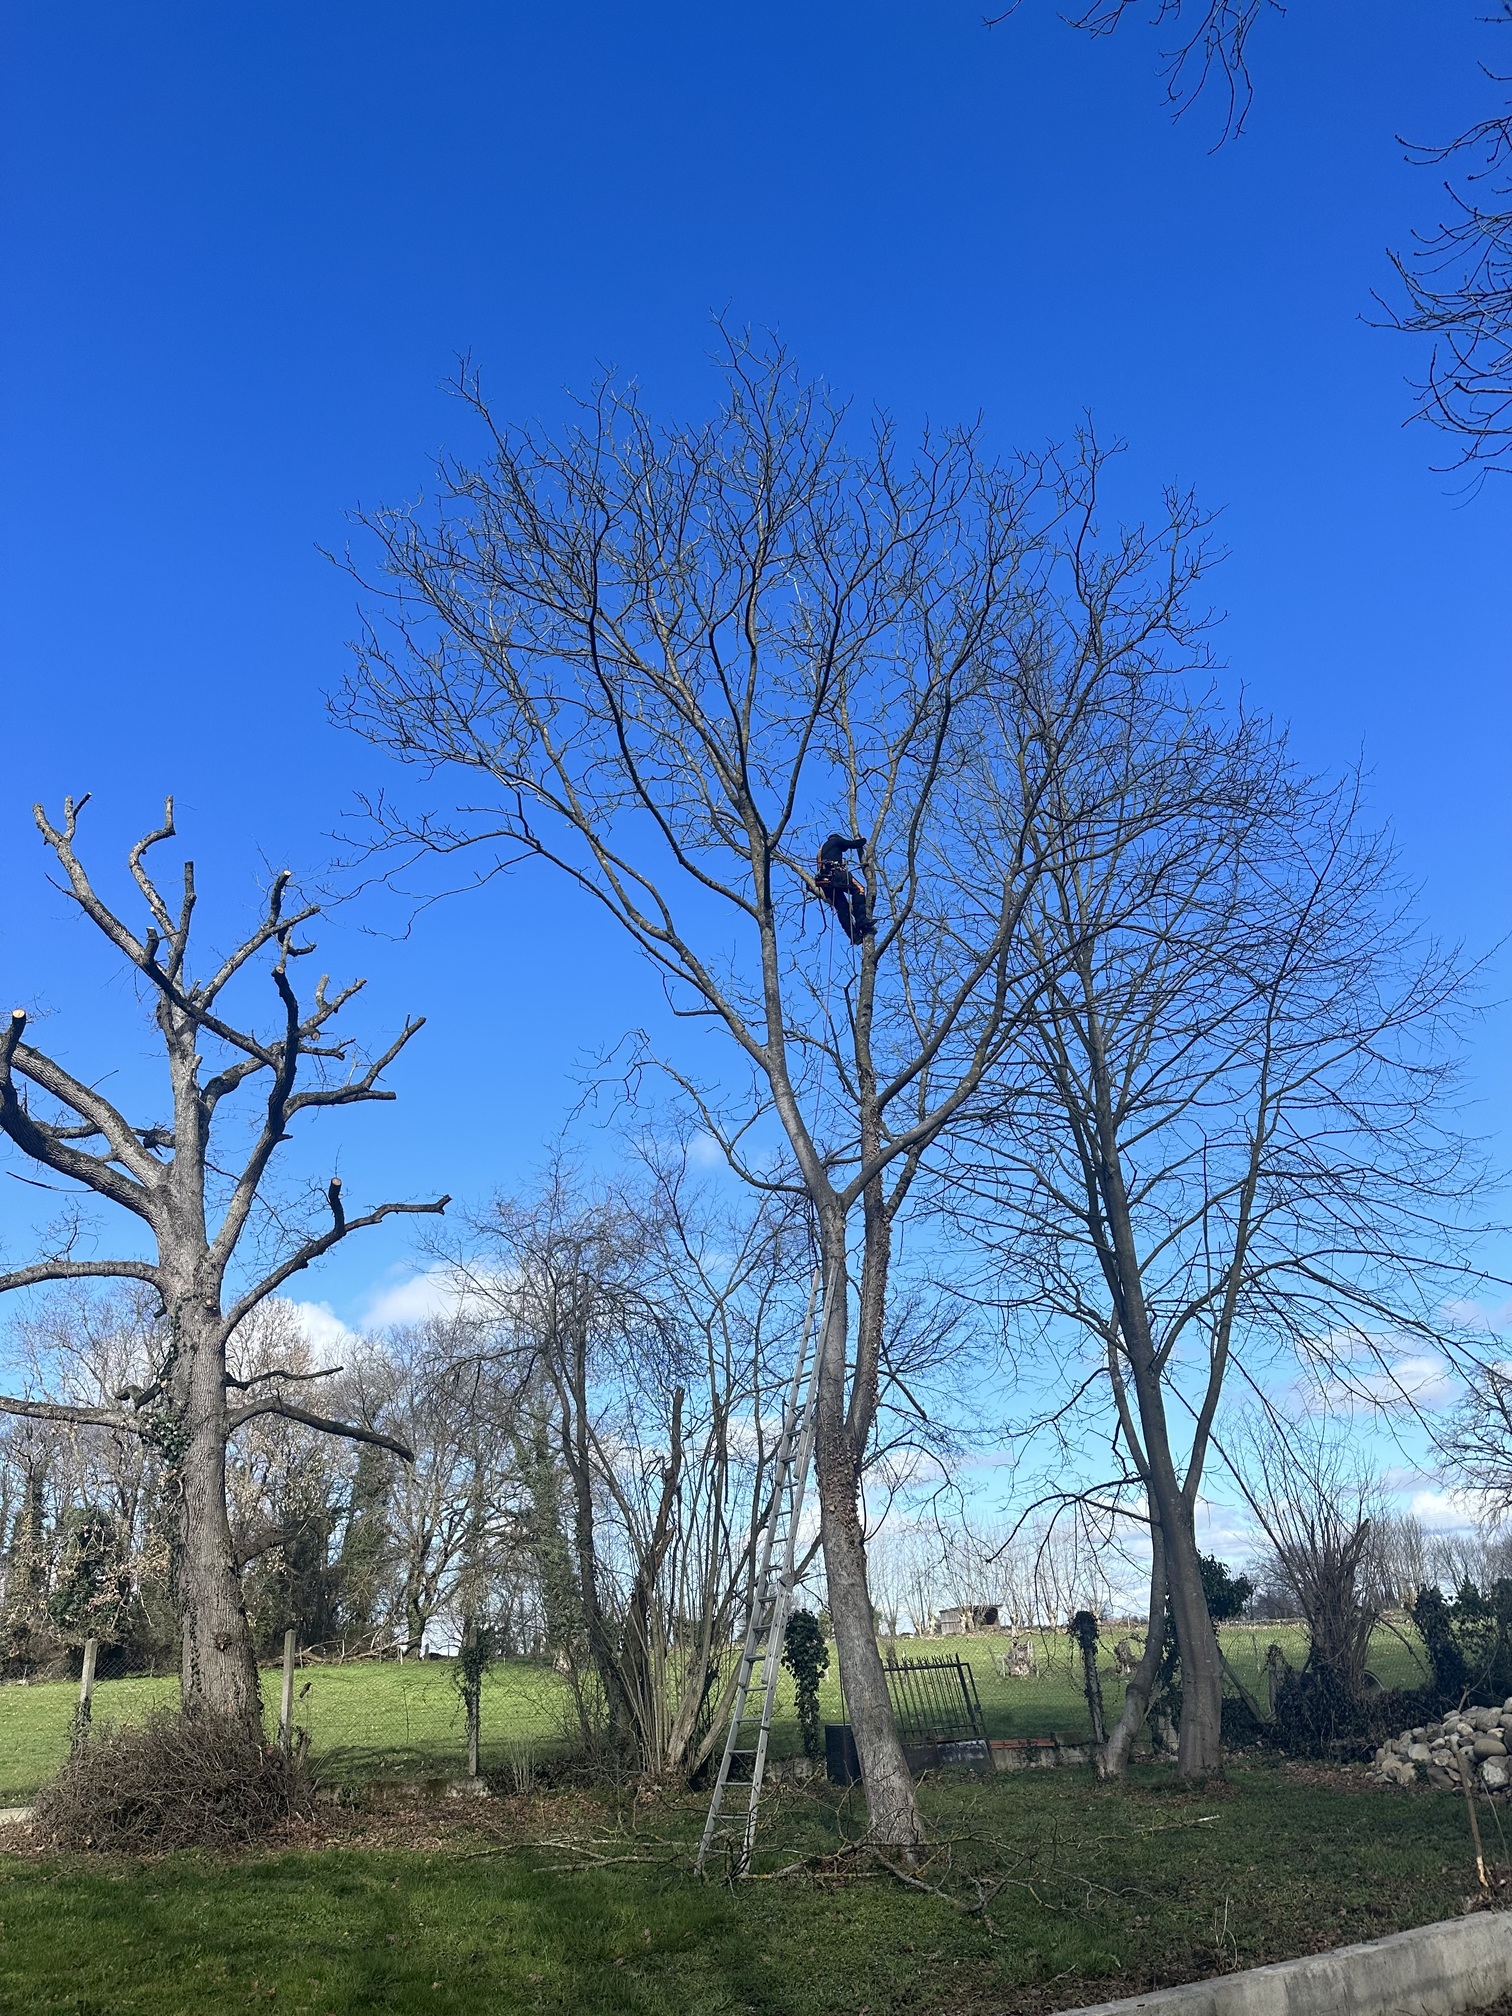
[279,1629,296,1755]
[71,1636,99,1753]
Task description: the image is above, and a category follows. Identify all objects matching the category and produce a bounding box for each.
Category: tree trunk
[814,1241,923,1850]
[1078,1633,1107,1746]
[174,1301,261,1737]
[466,1678,481,1778]
[1112,1389,1222,1774]
[404,1586,426,1657]
[1101,1516,1165,1778]
[1118,1317,1223,1774]
[1083,993,1223,1778]
[1161,1494,1223,1775]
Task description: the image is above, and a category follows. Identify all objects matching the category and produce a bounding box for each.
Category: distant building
[933,1603,1002,1635]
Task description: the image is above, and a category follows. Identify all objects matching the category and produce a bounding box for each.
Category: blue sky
[1,0,1508,1434]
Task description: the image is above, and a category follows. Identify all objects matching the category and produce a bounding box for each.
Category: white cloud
[361,1266,468,1329]
[284,1299,362,1366]
[1369,1354,1459,1410]
[1407,1485,1500,1535]
[358,1264,517,1331]
[1194,1496,1256,1558]
[1296,1349,1460,1415]
[1379,1463,1437,1495]
[1443,1296,1512,1335]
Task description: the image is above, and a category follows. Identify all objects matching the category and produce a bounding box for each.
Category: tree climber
[814,833,872,945]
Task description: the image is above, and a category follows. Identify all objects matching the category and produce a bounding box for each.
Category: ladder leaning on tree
[696,1267,826,1876]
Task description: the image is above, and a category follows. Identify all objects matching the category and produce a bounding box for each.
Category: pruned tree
[1237,1415,1383,1707]
[334,339,1198,1842]
[0,798,447,1735]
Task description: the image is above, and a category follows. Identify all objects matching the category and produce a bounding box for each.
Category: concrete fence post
[279,1629,296,1755]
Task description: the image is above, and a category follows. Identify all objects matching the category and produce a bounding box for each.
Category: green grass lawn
[0,1763,1490,2015]
[0,1621,1430,1804]
[0,1660,571,1805]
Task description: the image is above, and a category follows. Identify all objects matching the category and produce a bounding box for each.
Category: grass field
[0,1622,1431,1804]
[0,1762,1490,2014]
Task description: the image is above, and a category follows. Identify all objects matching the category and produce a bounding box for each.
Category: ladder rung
[696,1268,823,1878]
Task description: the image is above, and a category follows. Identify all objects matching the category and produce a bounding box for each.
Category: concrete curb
[1067,1909,1512,2015]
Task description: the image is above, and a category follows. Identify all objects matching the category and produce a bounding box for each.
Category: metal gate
[881,1653,987,1745]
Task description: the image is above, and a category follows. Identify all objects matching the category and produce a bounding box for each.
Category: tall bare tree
[0,798,446,1735]
[335,341,1209,1842]
[952,683,1475,1774]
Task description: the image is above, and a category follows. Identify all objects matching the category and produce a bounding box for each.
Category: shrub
[33,1710,314,1852]
[1199,1555,1255,1624]
[1269,1670,1439,1760]
[1411,1578,1512,1707]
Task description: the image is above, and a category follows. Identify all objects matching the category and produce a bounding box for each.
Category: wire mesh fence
[0,1618,1428,1803]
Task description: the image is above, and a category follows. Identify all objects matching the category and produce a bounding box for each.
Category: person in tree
[814,833,871,945]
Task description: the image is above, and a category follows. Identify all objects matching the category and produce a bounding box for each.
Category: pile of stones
[1375,1700,1512,1791]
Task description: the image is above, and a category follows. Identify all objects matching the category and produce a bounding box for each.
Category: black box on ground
[824,1723,860,1785]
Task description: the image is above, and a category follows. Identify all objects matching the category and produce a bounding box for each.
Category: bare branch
[226,1393,415,1461]
[224,1363,342,1389]
[221,1193,450,1336]
[0,1257,160,1295]
[126,796,179,937]
[0,1392,140,1433]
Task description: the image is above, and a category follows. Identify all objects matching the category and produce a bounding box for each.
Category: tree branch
[0,1393,141,1433]
[224,1363,342,1390]
[220,1193,450,1336]
[226,1394,415,1462]
[0,1256,160,1295]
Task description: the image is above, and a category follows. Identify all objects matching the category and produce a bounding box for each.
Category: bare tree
[951,674,1475,1774]
[1440,1368,1512,1542]
[1385,8,1512,474]
[1367,1511,1432,1615]
[335,337,1219,1842]
[0,798,446,1735]
[342,1315,519,1656]
[223,1303,353,1655]
[1236,1413,1389,1705]
[6,1287,176,1669]
[866,1523,941,1638]
[456,1150,804,1781]
[989,1,1286,139]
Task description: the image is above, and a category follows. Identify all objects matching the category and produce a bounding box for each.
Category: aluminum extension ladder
[695,1268,825,1876]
